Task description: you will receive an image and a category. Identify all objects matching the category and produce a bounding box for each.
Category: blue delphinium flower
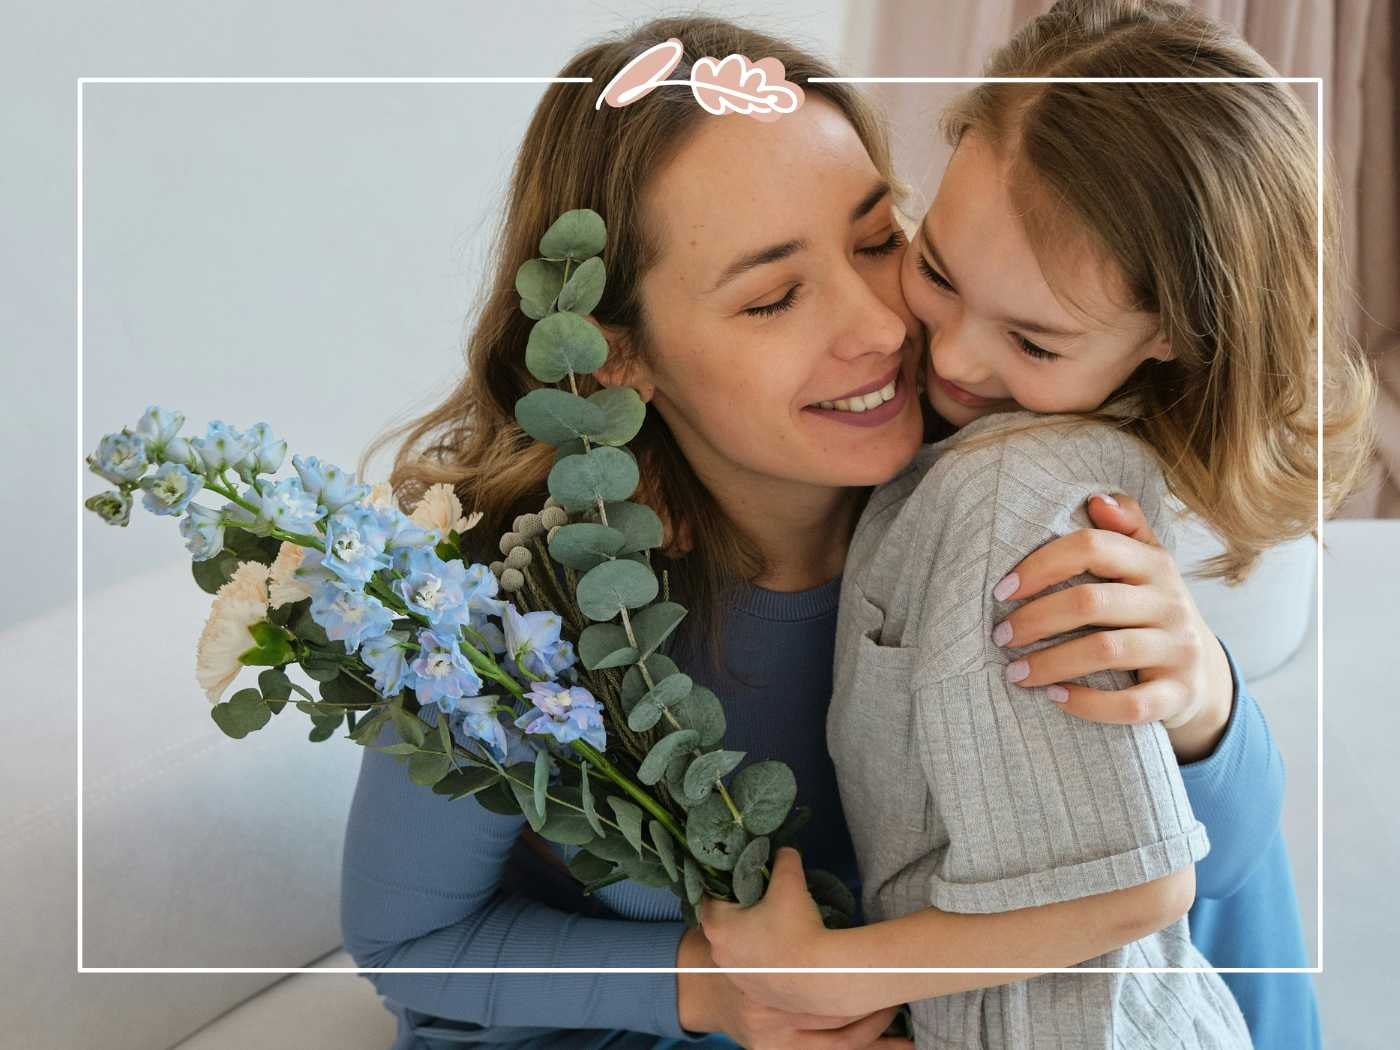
[321,504,393,586]
[179,502,225,560]
[502,604,576,680]
[405,628,484,710]
[84,489,133,526]
[460,563,508,630]
[243,475,326,537]
[368,506,440,573]
[309,579,395,654]
[360,629,410,697]
[190,421,257,474]
[392,548,476,630]
[86,430,149,485]
[515,682,605,750]
[233,422,288,484]
[138,462,204,517]
[133,406,185,459]
[416,696,513,765]
[291,454,371,515]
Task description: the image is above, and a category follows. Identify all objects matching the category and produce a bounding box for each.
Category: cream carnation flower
[366,481,397,510]
[196,560,271,704]
[268,541,313,609]
[409,482,480,535]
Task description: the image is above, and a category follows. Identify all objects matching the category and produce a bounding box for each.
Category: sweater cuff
[1178,637,1252,812]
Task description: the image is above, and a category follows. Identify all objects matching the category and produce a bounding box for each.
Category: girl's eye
[916,254,955,292]
[744,285,801,317]
[859,230,905,257]
[1017,336,1059,361]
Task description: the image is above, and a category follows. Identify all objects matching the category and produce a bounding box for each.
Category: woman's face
[621,98,924,501]
[900,132,1171,429]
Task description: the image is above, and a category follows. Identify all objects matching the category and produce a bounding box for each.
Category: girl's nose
[931,324,993,385]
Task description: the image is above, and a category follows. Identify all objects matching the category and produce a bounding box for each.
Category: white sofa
[6,521,1394,1050]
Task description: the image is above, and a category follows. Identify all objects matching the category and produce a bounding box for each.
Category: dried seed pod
[516,512,544,539]
[499,531,522,556]
[489,560,506,577]
[505,546,532,570]
[547,525,562,543]
[500,568,525,592]
[512,514,532,534]
[539,506,569,530]
[543,496,562,511]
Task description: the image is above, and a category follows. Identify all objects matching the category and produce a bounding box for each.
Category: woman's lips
[804,368,911,428]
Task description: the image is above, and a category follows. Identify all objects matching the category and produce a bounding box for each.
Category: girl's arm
[339,719,692,1039]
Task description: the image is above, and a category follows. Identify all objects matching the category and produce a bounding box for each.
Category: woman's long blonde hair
[358,17,901,650]
[941,0,1376,581]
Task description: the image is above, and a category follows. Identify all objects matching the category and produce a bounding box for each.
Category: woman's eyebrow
[706,180,892,296]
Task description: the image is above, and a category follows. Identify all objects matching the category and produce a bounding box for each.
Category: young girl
[701,1,1374,1047]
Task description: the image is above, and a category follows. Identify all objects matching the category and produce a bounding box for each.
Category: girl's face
[619,99,924,501]
[901,132,1172,429]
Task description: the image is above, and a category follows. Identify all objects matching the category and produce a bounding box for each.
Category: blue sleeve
[1177,640,1286,900]
[339,720,692,1039]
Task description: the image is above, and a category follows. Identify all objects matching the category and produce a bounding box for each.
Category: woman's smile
[804,362,913,428]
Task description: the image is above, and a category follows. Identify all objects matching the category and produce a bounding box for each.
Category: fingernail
[1005,660,1030,683]
[1094,493,1120,507]
[993,572,1019,601]
[992,620,1014,646]
[1047,685,1069,703]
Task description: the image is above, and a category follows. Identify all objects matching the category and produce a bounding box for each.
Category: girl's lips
[804,369,911,428]
[934,374,1000,408]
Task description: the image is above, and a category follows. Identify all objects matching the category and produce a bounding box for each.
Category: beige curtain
[846,0,1400,517]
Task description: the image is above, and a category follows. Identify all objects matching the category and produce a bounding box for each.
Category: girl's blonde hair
[942,0,1376,581]
[358,17,901,654]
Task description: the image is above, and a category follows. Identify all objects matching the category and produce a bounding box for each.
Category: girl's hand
[992,493,1234,763]
[698,848,865,1018]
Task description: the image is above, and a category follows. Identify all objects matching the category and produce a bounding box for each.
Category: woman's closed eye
[744,285,801,317]
[859,230,905,257]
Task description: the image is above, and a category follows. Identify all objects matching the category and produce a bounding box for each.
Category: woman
[341,16,1303,1049]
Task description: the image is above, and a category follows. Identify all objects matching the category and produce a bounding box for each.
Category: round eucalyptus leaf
[526,311,609,383]
[580,830,638,863]
[732,836,772,906]
[507,776,547,832]
[587,387,646,446]
[555,438,587,462]
[557,256,606,314]
[637,728,700,785]
[192,549,241,595]
[665,752,694,807]
[578,622,639,671]
[210,692,272,739]
[408,750,453,786]
[533,748,551,819]
[474,775,524,817]
[621,654,679,708]
[771,805,812,852]
[548,522,626,571]
[580,764,606,838]
[683,856,704,907]
[576,557,658,621]
[683,749,747,805]
[806,868,856,920]
[258,668,293,702]
[515,258,565,315]
[548,446,639,512]
[616,853,675,888]
[603,501,664,554]
[730,760,798,836]
[640,671,692,712]
[626,698,665,733]
[606,796,646,858]
[649,820,680,882]
[520,297,547,321]
[631,602,687,659]
[685,793,749,872]
[538,807,597,846]
[540,209,606,261]
[515,388,607,447]
[670,686,726,749]
[568,849,615,884]
[430,765,500,800]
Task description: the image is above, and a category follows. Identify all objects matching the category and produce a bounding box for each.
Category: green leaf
[621,654,679,709]
[730,761,798,837]
[732,836,771,906]
[606,796,646,858]
[475,771,528,817]
[210,690,273,739]
[258,668,293,702]
[437,709,454,756]
[683,856,704,907]
[627,671,692,733]
[409,750,453,785]
[300,652,342,683]
[649,820,680,882]
[557,256,606,314]
[637,728,700,785]
[568,849,615,884]
[665,752,694,808]
[669,686,726,750]
[191,549,241,595]
[631,602,687,660]
[533,748,551,819]
[515,388,608,447]
[578,623,639,671]
[771,805,811,852]
[431,764,500,799]
[391,705,426,747]
[508,775,547,832]
[307,720,337,742]
[548,523,626,572]
[806,868,856,920]
[581,831,640,863]
[525,311,609,384]
[318,672,380,705]
[683,749,746,804]
[616,853,675,888]
[538,804,597,846]
[685,793,749,872]
[290,604,331,648]
[576,558,658,622]
[587,387,646,446]
[373,741,423,755]
[515,258,565,316]
[540,208,606,261]
[603,501,664,554]
[548,446,639,512]
[581,763,606,837]
[350,708,390,745]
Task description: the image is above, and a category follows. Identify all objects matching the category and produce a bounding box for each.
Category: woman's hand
[677,907,912,1049]
[991,493,1234,763]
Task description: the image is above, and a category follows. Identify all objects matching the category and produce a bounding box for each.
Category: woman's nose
[832,271,909,362]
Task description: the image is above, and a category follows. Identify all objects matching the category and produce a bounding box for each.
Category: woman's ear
[588,318,655,402]
[1143,328,1175,363]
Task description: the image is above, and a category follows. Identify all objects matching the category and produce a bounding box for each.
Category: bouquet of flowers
[83,208,856,929]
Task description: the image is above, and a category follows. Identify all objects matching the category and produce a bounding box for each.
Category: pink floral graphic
[595,37,805,121]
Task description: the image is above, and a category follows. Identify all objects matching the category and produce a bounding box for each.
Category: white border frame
[76,72,1321,980]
